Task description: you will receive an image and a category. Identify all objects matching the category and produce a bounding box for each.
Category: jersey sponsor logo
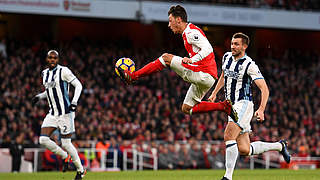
[224,69,239,79]
[44,81,56,89]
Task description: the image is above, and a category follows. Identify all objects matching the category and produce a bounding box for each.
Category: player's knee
[161,53,173,65]
[223,133,233,142]
[61,138,72,149]
[39,136,50,146]
[164,60,171,66]
[181,104,191,114]
[238,146,250,155]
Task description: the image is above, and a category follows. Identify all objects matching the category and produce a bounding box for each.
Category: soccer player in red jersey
[117,5,237,120]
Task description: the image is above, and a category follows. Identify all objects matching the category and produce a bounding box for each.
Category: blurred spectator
[178,143,193,169]
[189,142,205,169]
[207,144,225,169]
[9,133,24,172]
[95,139,110,162]
[158,144,174,169]
[82,141,96,166]
[0,38,7,58]
[167,143,180,169]
[298,145,309,157]
[106,136,122,168]
[168,0,320,11]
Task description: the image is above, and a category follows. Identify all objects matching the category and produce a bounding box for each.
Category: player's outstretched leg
[279,140,291,163]
[190,100,238,121]
[74,169,87,180]
[117,57,166,85]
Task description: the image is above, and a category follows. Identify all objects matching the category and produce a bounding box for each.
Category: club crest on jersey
[44,81,56,89]
[193,34,199,41]
[238,65,243,71]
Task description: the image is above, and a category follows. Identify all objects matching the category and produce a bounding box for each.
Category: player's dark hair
[232,32,250,46]
[168,5,187,22]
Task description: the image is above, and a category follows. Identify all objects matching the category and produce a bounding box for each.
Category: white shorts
[170,56,215,107]
[228,100,254,134]
[42,112,75,135]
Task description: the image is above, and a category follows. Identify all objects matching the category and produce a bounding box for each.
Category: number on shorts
[63,125,67,133]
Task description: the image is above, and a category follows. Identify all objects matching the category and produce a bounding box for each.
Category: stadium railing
[2,148,320,172]
[0,148,158,172]
[249,152,281,169]
[250,151,320,170]
[123,149,158,171]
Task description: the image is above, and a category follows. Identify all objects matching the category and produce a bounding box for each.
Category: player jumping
[117,5,238,121]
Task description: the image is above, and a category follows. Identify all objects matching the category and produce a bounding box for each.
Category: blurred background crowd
[168,0,320,11]
[0,34,319,170]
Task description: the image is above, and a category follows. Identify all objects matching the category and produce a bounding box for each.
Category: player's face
[46,52,59,69]
[231,38,247,58]
[168,14,181,34]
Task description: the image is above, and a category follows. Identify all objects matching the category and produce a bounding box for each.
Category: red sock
[191,101,225,114]
[134,59,165,79]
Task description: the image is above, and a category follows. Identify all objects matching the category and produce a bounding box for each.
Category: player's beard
[232,50,241,58]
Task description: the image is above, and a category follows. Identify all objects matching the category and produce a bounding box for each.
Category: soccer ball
[115,57,135,77]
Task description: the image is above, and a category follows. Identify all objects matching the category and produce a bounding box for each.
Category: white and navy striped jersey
[222,52,264,103]
[42,65,76,116]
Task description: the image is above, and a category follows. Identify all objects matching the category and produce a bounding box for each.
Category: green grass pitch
[0,169,319,180]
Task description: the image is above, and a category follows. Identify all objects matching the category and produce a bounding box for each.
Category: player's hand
[254,109,265,122]
[69,103,77,112]
[208,93,217,102]
[31,96,39,106]
[182,57,192,64]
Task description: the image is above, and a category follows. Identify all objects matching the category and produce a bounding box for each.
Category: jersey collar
[49,64,59,71]
[232,53,247,61]
[182,23,191,36]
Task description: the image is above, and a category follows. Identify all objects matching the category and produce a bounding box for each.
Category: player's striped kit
[222,52,264,104]
[42,65,75,116]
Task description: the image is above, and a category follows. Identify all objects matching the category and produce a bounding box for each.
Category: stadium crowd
[0,38,319,170]
[169,0,320,11]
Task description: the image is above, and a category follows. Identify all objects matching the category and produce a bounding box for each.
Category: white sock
[158,56,167,67]
[61,138,84,172]
[39,136,68,159]
[224,140,238,180]
[249,141,282,155]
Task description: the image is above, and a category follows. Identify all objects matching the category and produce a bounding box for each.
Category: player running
[208,33,291,180]
[117,5,237,120]
[32,50,86,180]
